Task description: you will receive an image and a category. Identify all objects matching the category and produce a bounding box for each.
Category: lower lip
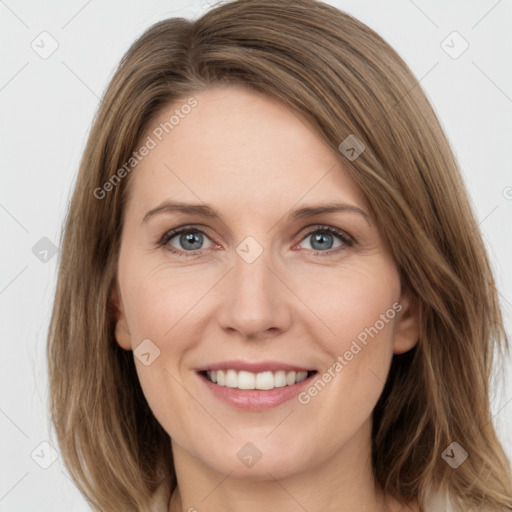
[197,372,316,411]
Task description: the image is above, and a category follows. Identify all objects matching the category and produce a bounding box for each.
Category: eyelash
[158,224,354,258]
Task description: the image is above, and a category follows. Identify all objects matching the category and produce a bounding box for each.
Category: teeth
[256,371,274,390]
[286,371,296,386]
[225,369,237,388]
[274,370,287,388]
[206,369,310,390]
[238,370,255,389]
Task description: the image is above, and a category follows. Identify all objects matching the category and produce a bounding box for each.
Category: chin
[202,441,308,481]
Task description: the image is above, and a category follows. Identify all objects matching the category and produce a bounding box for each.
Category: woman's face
[111,84,419,481]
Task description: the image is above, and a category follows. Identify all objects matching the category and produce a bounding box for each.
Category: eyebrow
[142,200,372,225]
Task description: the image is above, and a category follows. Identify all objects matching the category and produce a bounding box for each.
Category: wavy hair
[47,1,512,510]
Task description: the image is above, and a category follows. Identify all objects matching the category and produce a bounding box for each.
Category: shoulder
[423,488,454,512]
[148,479,171,512]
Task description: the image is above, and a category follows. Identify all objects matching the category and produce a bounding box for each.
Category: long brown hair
[47,1,512,510]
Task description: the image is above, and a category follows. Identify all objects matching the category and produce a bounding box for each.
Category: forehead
[126,84,368,217]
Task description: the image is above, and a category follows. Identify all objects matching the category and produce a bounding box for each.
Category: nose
[216,246,293,341]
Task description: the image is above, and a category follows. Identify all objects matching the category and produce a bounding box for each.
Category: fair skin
[111,84,420,512]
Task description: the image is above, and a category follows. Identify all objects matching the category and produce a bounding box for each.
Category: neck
[167,418,407,512]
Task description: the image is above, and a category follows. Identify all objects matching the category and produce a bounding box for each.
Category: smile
[203,369,314,390]
[196,362,319,410]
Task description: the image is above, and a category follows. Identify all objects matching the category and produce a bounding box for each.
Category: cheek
[133,361,195,444]
[118,264,214,433]
[295,260,400,351]
[121,271,201,433]
[292,261,400,417]
[119,260,209,348]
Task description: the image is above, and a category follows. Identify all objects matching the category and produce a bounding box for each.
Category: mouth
[195,359,318,411]
[198,369,318,390]
[195,363,318,410]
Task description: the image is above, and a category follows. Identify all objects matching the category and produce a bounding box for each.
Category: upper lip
[196,360,316,373]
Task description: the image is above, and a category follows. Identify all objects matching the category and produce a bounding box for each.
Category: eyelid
[295,224,353,242]
[159,225,218,256]
[160,224,215,244]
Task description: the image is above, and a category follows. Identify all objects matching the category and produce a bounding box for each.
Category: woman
[47,1,512,511]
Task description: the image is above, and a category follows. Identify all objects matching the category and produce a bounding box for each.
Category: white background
[1,0,511,510]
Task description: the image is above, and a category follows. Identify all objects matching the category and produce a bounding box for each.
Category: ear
[393,290,420,355]
[109,284,132,350]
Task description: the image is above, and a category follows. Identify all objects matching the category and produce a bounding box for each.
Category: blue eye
[298,226,353,255]
[161,228,214,256]
[159,225,354,258]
